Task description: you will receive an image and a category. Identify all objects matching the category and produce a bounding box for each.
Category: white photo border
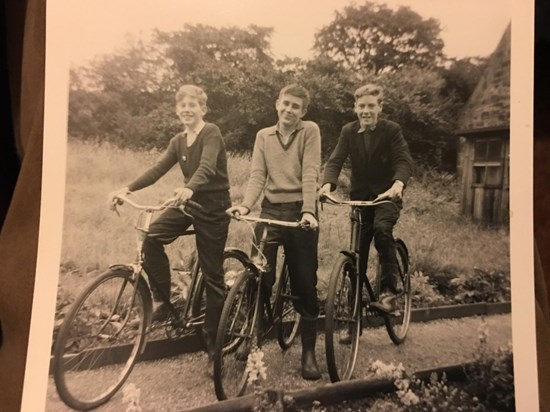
[22,0,537,410]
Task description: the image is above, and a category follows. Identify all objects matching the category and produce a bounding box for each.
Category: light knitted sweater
[242,120,321,216]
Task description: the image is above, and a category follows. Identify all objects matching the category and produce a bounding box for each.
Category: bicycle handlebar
[113,195,204,214]
[227,213,310,229]
[319,192,393,207]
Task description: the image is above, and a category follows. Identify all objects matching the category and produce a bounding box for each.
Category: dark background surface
[0,0,549,411]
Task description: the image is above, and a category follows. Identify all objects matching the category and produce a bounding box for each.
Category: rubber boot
[203,329,216,378]
[203,329,216,361]
[300,319,321,380]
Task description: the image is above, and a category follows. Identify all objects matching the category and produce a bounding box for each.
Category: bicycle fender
[339,250,356,260]
[224,247,254,267]
[108,264,135,274]
[395,238,409,258]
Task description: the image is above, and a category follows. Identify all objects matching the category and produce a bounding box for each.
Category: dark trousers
[357,201,401,290]
[252,199,320,321]
[142,191,231,334]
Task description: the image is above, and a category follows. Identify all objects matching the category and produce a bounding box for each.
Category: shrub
[368,361,490,412]
[465,320,515,412]
[450,269,511,304]
[410,271,446,307]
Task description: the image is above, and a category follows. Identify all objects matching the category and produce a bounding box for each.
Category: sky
[61,0,512,66]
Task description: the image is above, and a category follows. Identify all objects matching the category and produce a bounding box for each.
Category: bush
[465,340,515,412]
[450,269,511,304]
[411,271,446,307]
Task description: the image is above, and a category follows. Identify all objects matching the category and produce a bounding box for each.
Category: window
[472,138,503,188]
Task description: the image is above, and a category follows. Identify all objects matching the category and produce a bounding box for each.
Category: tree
[153,24,286,151]
[313,1,444,74]
[441,57,488,107]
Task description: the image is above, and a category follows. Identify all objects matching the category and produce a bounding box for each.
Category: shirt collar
[185,119,206,136]
[269,119,305,136]
[357,121,377,133]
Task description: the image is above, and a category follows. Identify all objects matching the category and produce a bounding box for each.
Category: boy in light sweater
[228,84,322,380]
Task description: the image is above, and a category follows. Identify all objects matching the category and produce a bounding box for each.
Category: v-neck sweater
[127,122,229,194]
[242,120,321,216]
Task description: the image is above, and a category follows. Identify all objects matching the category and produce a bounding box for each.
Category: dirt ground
[44,314,512,412]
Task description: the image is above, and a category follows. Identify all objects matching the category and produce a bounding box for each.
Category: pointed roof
[457,23,511,132]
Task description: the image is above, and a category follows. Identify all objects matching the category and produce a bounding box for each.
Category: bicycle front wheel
[213,268,258,400]
[53,268,151,411]
[325,254,361,382]
[384,239,412,344]
[274,258,301,349]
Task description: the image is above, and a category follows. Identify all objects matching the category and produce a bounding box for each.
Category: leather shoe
[370,293,396,313]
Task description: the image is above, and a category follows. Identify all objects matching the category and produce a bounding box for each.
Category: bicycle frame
[322,193,394,305]
[226,214,304,343]
[112,195,204,330]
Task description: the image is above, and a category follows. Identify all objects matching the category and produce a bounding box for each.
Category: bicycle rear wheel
[53,268,151,410]
[325,254,361,382]
[274,258,301,349]
[213,268,258,400]
[384,239,411,344]
[192,249,249,344]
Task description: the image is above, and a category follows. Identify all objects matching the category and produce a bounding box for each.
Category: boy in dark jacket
[320,84,413,312]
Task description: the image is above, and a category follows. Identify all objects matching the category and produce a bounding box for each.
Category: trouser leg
[283,223,320,321]
[280,203,321,380]
[193,197,231,336]
[358,207,375,280]
[372,203,401,294]
[142,208,193,301]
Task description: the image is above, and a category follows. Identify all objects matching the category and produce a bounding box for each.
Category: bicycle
[320,192,411,383]
[213,213,307,400]
[52,195,246,411]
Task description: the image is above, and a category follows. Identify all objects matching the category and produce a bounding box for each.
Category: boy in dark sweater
[227,84,322,380]
[108,85,231,361]
[320,84,413,312]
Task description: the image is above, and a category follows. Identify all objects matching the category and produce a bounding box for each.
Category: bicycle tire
[384,239,411,344]
[191,250,249,347]
[274,258,301,349]
[53,268,151,410]
[325,254,361,382]
[213,268,258,400]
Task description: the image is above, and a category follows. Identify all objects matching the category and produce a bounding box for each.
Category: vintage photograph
[23,0,538,410]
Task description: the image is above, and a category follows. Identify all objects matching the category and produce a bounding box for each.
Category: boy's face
[354,95,382,129]
[275,93,307,129]
[176,96,206,129]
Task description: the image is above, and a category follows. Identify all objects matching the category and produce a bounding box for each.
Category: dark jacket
[322,119,413,200]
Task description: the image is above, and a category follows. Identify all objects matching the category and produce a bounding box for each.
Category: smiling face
[354,94,382,129]
[275,93,307,130]
[175,95,206,130]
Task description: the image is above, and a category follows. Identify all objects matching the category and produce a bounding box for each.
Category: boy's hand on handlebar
[318,183,333,199]
[108,187,131,210]
[374,180,404,202]
[226,205,250,217]
[173,187,194,206]
[300,212,318,229]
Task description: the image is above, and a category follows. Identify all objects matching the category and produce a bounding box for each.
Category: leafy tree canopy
[313,1,444,74]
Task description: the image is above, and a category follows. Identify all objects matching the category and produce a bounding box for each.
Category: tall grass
[58,140,510,298]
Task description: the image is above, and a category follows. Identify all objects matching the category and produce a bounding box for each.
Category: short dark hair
[354,84,384,103]
[278,84,310,110]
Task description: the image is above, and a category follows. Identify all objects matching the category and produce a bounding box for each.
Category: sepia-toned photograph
[22,0,538,410]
